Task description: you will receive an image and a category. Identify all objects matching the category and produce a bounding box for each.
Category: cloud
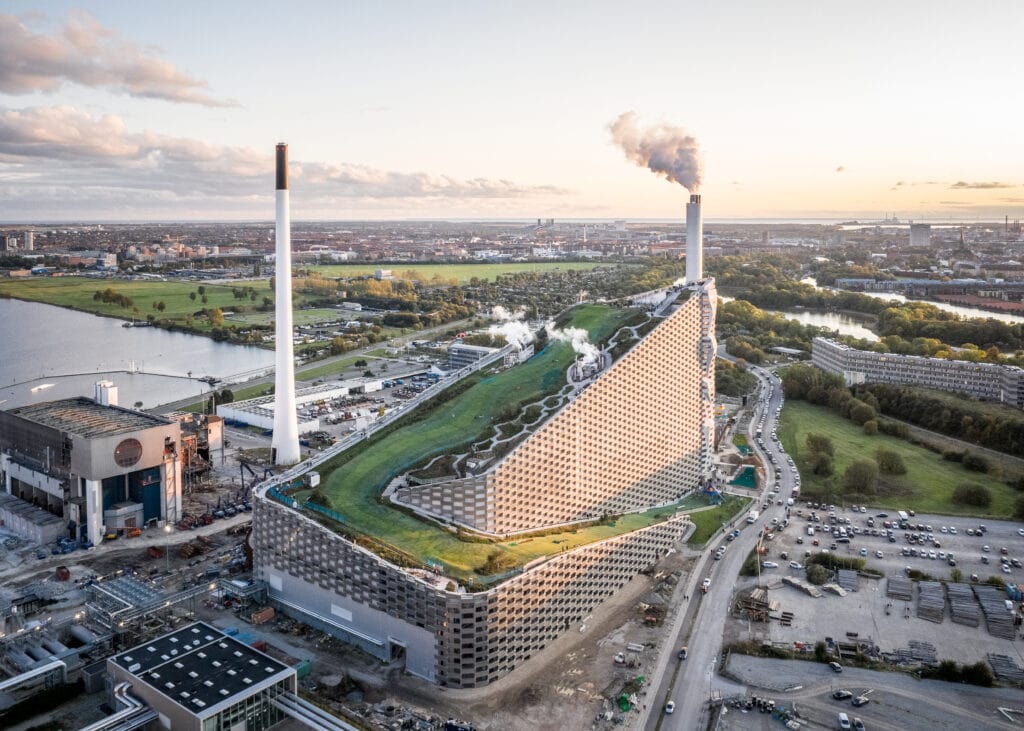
[998,197,1024,203]
[0,11,235,106]
[835,166,845,173]
[949,181,1015,190]
[938,200,973,206]
[894,181,905,186]
[0,106,567,217]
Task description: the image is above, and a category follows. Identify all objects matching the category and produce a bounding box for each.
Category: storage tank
[69,624,98,645]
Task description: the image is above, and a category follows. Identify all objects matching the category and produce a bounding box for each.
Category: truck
[747,510,760,524]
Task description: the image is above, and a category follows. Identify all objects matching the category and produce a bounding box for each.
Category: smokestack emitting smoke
[610,111,703,192]
[686,193,703,283]
[546,324,599,365]
[610,112,705,282]
[272,143,300,465]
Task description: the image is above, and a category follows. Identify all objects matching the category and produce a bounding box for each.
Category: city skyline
[1,1,1021,222]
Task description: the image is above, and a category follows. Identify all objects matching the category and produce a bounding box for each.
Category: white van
[807,526,815,537]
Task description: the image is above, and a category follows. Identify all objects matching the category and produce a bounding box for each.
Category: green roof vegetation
[290,302,727,584]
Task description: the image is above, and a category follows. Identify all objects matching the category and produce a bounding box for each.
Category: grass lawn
[308,261,611,283]
[779,400,1018,518]
[685,495,751,546]
[0,276,313,330]
[226,307,340,327]
[313,304,653,579]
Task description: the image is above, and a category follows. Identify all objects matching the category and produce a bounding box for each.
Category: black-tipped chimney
[275,143,288,191]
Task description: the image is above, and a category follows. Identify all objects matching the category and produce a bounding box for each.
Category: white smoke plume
[545,324,600,365]
[610,111,703,192]
[488,305,533,349]
[489,320,534,349]
[490,305,526,322]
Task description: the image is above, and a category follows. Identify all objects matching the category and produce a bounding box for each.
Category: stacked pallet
[893,640,937,664]
[987,653,1024,683]
[946,582,981,627]
[887,575,913,601]
[837,569,859,592]
[916,581,945,623]
[973,584,1017,639]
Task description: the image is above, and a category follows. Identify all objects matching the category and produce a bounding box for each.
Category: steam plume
[610,111,703,192]
[488,305,533,349]
[545,324,599,365]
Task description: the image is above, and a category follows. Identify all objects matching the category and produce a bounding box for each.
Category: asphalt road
[641,366,797,730]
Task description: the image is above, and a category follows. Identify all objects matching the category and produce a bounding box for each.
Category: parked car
[832,689,853,700]
[829,661,843,673]
[762,561,779,568]
[838,712,851,730]
[664,701,675,714]
[852,695,870,707]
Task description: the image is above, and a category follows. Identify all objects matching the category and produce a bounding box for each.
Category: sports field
[308,261,610,283]
[778,400,1018,518]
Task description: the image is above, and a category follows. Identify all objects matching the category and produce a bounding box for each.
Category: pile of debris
[736,587,778,622]
[973,584,1017,639]
[916,581,945,623]
[886,575,913,601]
[946,582,981,627]
[836,569,859,592]
[821,583,847,597]
[987,653,1024,683]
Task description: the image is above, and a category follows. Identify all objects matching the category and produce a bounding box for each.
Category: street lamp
[164,524,172,573]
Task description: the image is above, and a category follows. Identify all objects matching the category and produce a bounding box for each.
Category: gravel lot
[745,506,1024,666]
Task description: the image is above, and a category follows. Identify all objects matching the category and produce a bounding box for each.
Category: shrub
[876,449,907,475]
[843,459,879,494]
[962,453,990,473]
[806,433,834,456]
[862,419,879,435]
[806,564,828,585]
[952,483,992,508]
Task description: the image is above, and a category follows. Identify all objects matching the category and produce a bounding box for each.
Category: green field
[0,276,298,329]
[304,303,698,581]
[779,401,1018,518]
[308,261,610,283]
[225,307,340,327]
[686,495,751,545]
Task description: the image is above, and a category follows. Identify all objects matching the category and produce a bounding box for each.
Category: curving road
[638,364,799,730]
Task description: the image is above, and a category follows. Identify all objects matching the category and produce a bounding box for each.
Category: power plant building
[812,337,1024,407]
[0,386,183,545]
[252,276,717,687]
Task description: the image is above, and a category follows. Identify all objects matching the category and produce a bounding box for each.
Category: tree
[363,369,374,378]
[190,291,197,301]
[197,285,206,295]
[809,452,834,477]
[813,641,828,662]
[806,564,828,585]
[849,400,877,426]
[209,308,225,327]
[950,567,963,583]
[862,419,878,435]
[201,295,208,304]
[354,359,368,367]
[805,433,834,456]
[843,459,879,493]
[952,483,992,508]
[876,449,907,475]
[133,401,143,409]
[156,300,166,313]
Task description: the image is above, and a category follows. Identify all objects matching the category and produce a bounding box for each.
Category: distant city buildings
[812,337,1024,407]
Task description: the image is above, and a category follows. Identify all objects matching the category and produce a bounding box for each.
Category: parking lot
[735,504,1024,667]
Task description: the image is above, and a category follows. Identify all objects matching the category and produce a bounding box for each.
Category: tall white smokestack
[272,143,300,465]
[686,193,703,283]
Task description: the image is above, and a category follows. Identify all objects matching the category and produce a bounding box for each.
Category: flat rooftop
[110,621,293,714]
[7,398,173,439]
[0,492,64,527]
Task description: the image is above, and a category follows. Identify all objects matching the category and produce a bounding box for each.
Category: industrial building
[107,621,296,731]
[446,342,497,370]
[0,382,183,545]
[252,275,717,688]
[812,337,1024,407]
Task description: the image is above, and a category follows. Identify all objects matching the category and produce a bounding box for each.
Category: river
[720,295,879,341]
[0,299,274,410]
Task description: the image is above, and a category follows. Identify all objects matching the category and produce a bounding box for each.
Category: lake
[720,295,879,341]
[0,299,274,410]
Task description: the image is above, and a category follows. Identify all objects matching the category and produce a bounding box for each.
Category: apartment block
[812,337,1024,407]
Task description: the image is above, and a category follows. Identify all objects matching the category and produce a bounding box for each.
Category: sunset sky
[1,1,1021,222]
